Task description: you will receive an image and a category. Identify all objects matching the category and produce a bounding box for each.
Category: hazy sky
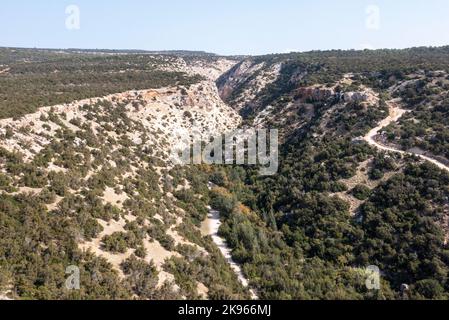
[1,0,449,55]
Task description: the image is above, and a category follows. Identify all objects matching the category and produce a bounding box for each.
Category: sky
[1,0,449,55]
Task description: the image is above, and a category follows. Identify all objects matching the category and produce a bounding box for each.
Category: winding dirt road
[363,99,449,173]
[201,207,259,300]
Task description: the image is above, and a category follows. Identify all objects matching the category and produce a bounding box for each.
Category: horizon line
[1,44,449,57]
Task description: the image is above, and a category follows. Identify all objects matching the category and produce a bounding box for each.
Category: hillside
[1,47,449,300]
[0,51,248,299]
[213,47,449,299]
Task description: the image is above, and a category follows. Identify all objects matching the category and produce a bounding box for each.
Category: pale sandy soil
[79,213,189,289]
[363,99,449,173]
[331,192,364,216]
[318,78,380,137]
[332,160,399,215]
[0,57,244,298]
[184,59,238,81]
[143,237,180,287]
[79,217,132,278]
[46,195,64,211]
[47,162,68,173]
[201,207,258,300]
[196,282,209,299]
[361,96,449,243]
[0,283,13,300]
[168,216,207,255]
[12,187,42,196]
[160,57,237,82]
[102,186,129,209]
[174,179,191,192]
[364,99,408,146]
[153,214,164,224]
[0,292,13,300]
[0,80,241,165]
[338,73,355,86]
[359,85,381,106]
[79,215,181,288]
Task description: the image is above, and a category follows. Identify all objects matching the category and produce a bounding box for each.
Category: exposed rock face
[217,59,282,112]
[343,91,369,103]
[161,56,239,82]
[217,60,266,101]
[0,81,241,164]
[295,86,335,102]
[216,59,387,144]
[0,55,242,164]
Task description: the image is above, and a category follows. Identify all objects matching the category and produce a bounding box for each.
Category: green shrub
[351,185,372,200]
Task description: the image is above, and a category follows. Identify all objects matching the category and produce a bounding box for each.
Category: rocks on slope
[217,59,282,112]
[0,57,243,299]
[0,77,241,165]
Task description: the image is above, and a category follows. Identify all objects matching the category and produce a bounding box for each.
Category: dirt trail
[363,99,449,173]
[201,207,259,300]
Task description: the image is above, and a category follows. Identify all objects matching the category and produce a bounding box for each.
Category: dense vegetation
[219,46,449,122]
[2,46,449,300]
[210,47,449,299]
[0,48,202,119]
[193,138,449,299]
[383,71,449,160]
